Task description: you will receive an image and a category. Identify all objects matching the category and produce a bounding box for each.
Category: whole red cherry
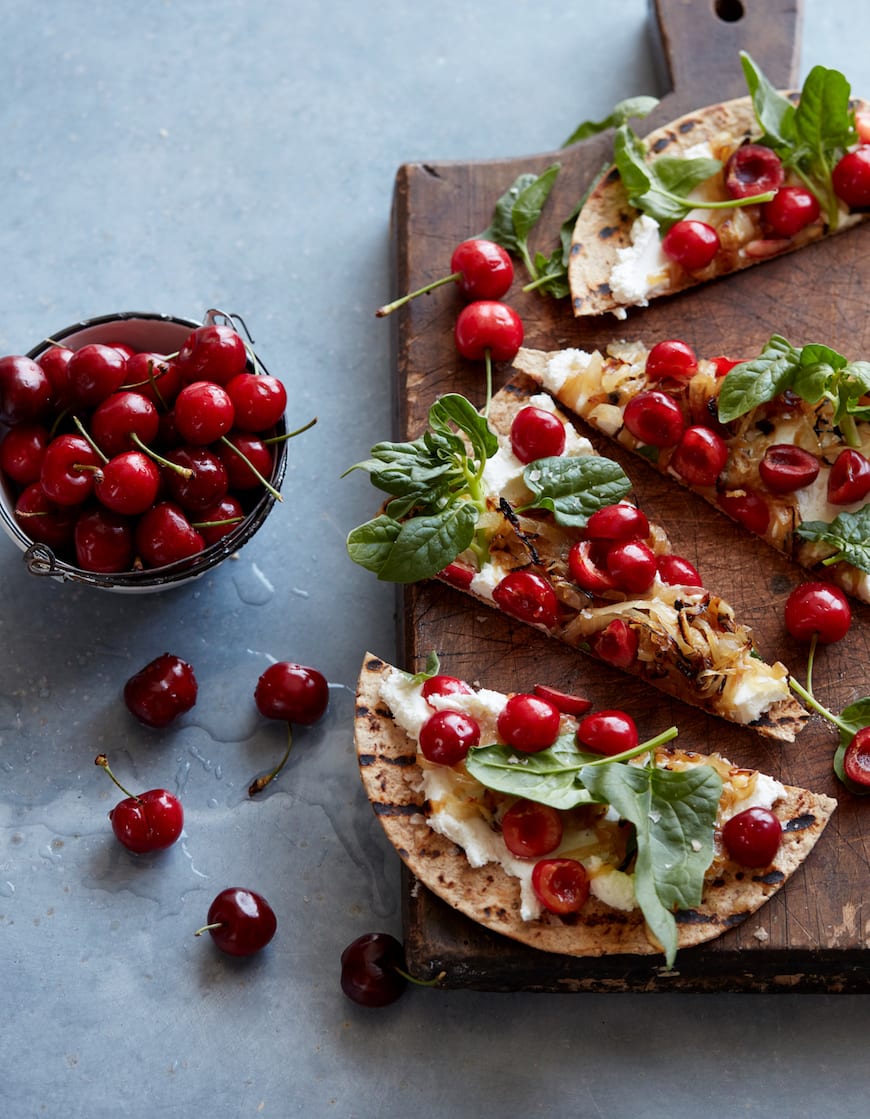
[254,662,329,724]
[124,653,198,728]
[95,754,183,854]
[195,887,277,956]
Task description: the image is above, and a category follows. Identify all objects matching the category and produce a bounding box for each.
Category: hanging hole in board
[715,0,745,21]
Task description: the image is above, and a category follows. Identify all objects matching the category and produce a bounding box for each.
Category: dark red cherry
[121,352,181,406]
[645,339,698,383]
[218,432,274,489]
[509,406,566,463]
[173,381,235,445]
[762,185,821,237]
[832,147,870,209]
[496,693,561,753]
[622,390,685,448]
[134,501,204,567]
[843,727,870,788]
[759,444,820,494]
[193,495,245,546]
[124,653,198,728]
[174,324,248,385]
[661,220,719,270]
[94,451,161,516]
[418,709,480,765]
[657,553,703,587]
[0,355,54,424]
[576,709,638,756]
[585,502,649,543]
[90,391,160,458]
[95,754,184,855]
[14,484,77,549]
[224,373,287,432]
[724,143,784,199]
[670,425,728,487]
[197,888,277,957]
[721,806,782,867]
[532,684,591,717]
[74,507,135,573]
[0,424,48,485]
[340,932,407,1007]
[454,301,524,363]
[717,488,771,535]
[531,858,590,914]
[590,618,638,668]
[254,662,329,724]
[66,343,128,407]
[784,582,852,645]
[162,446,229,511]
[827,448,870,506]
[501,799,563,858]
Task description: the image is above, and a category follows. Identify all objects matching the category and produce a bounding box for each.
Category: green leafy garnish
[717,334,870,446]
[479,164,562,295]
[580,760,723,966]
[345,394,633,584]
[562,96,660,148]
[789,679,870,795]
[795,506,870,572]
[466,726,721,967]
[611,121,773,232]
[741,52,857,230]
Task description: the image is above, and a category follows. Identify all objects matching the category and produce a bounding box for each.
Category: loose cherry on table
[340,932,409,1007]
[123,653,199,728]
[454,300,524,364]
[784,582,852,646]
[375,238,514,318]
[94,754,184,854]
[194,888,277,957]
[249,662,330,795]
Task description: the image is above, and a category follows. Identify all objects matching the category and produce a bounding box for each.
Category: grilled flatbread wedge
[569,92,870,319]
[515,337,870,607]
[442,380,807,740]
[355,654,836,965]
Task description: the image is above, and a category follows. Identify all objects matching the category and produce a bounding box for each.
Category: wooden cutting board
[386,0,870,991]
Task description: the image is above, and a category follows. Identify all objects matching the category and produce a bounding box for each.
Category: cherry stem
[248,724,293,797]
[806,632,819,697]
[375,273,460,317]
[191,515,244,530]
[789,677,851,736]
[129,432,193,477]
[193,922,224,938]
[72,415,108,464]
[94,754,141,802]
[219,436,283,502]
[263,416,317,444]
[395,966,447,987]
[483,349,493,419]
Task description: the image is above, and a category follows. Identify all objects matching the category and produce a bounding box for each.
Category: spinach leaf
[562,95,659,147]
[580,760,722,967]
[716,335,801,422]
[368,501,480,584]
[612,122,772,232]
[795,505,870,573]
[520,455,632,528]
[740,51,796,148]
[346,514,402,574]
[480,164,561,287]
[465,734,601,810]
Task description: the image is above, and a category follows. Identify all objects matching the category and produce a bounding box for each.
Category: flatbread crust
[569,95,870,318]
[355,653,837,959]
[474,377,808,742]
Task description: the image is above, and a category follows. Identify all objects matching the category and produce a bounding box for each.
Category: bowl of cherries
[0,309,297,592]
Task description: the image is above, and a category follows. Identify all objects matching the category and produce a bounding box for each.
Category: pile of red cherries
[661,129,870,272]
[0,320,287,574]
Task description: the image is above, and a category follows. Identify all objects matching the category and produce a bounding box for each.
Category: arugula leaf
[580,760,722,967]
[520,455,632,529]
[562,95,659,147]
[795,505,870,572]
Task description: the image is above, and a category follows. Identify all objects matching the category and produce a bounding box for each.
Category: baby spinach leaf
[740,51,796,148]
[346,515,402,574]
[562,95,659,147]
[795,506,870,573]
[716,335,801,422]
[371,502,480,583]
[520,455,632,528]
[465,734,600,810]
[430,393,498,462]
[579,760,722,967]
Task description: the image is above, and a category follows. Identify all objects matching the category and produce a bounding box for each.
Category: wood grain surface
[386,0,870,990]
